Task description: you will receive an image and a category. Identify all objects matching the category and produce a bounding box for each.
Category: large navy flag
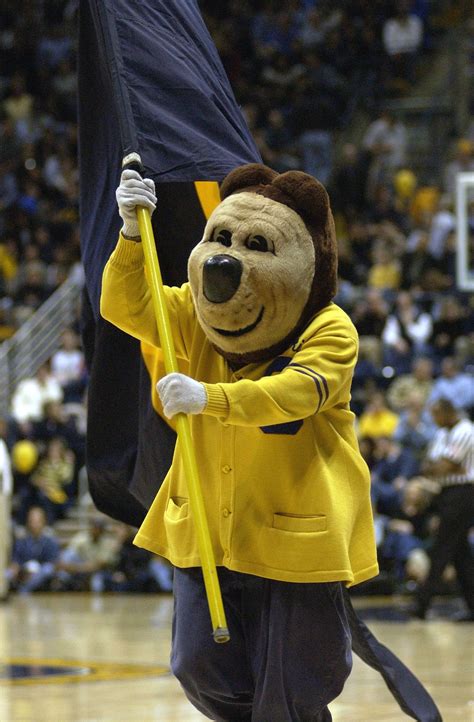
[78,0,260,526]
[79,0,259,316]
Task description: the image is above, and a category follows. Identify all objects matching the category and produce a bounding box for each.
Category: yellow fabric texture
[100,235,379,586]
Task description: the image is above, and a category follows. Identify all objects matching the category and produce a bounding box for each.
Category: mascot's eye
[211,229,232,247]
[245,235,271,253]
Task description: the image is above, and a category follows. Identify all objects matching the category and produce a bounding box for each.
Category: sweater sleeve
[100,234,194,361]
[202,330,358,427]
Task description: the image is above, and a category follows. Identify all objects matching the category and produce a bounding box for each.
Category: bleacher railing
[0,275,83,417]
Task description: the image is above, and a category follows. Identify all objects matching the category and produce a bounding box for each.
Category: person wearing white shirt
[11,364,63,426]
[382,1,423,86]
[413,399,474,620]
[50,328,84,389]
[382,292,433,374]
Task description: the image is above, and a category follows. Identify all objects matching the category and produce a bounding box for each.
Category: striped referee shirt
[427,418,474,486]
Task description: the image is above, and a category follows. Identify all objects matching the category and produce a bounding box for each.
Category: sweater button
[223,508,230,518]
[222,465,231,474]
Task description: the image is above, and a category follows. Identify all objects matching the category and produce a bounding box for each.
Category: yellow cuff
[110,233,145,269]
[202,384,229,418]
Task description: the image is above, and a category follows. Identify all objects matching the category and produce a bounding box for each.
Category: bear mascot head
[187,163,338,366]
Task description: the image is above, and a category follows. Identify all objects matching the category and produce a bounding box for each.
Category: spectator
[362,110,407,198]
[387,357,434,412]
[0,236,18,289]
[413,399,474,620]
[304,51,348,115]
[429,357,474,413]
[259,109,300,173]
[382,291,433,374]
[367,241,401,291]
[11,363,63,428]
[3,74,33,125]
[251,8,299,57]
[331,143,368,217]
[50,327,85,401]
[298,8,326,50]
[261,53,305,91]
[367,186,407,229]
[55,517,120,592]
[102,525,173,593]
[393,390,437,455]
[352,288,389,339]
[358,392,400,439]
[6,506,59,594]
[289,76,336,185]
[427,194,455,261]
[382,0,423,85]
[373,437,420,488]
[19,437,75,523]
[400,231,449,292]
[443,139,474,197]
[33,400,84,461]
[430,297,467,363]
[377,473,435,587]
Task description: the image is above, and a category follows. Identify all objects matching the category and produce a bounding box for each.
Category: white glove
[157,373,207,419]
[116,169,157,238]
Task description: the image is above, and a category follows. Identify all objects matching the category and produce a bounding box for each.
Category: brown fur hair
[220,163,338,350]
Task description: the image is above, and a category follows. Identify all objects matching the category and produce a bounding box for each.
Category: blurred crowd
[201,0,453,183]
[0,0,82,339]
[0,0,473,602]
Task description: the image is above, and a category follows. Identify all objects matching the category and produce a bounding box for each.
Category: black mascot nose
[203,255,242,303]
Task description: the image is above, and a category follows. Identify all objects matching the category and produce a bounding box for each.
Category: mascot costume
[101,163,441,722]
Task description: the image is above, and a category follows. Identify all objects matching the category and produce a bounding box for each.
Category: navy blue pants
[171,568,352,722]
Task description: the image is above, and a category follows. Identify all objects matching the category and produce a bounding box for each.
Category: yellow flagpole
[128,156,229,644]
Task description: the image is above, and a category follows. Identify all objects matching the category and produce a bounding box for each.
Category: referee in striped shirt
[413,398,474,620]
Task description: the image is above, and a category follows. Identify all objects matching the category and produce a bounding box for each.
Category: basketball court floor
[0,593,472,721]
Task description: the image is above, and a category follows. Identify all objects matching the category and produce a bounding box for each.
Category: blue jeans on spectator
[6,562,55,594]
[56,548,107,592]
[382,531,423,582]
[101,560,173,593]
[171,567,352,722]
[299,130,332,186]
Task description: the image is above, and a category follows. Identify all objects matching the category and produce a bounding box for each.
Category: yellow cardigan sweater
[100,235,378,585]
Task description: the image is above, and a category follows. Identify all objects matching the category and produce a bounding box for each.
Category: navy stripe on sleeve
[313,371,329,402]
[290,363,329,404]
[291,368,324,412]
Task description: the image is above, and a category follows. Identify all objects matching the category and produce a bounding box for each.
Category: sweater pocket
[272,513,327,533]
[165,496,189,522]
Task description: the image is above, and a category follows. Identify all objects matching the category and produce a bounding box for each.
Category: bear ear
[272,171,329,228]
[220,163,278,200]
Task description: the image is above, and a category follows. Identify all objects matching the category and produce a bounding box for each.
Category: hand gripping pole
[124,153,230,643]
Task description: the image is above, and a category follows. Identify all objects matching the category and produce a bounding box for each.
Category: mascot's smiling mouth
[212,306,265,337]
